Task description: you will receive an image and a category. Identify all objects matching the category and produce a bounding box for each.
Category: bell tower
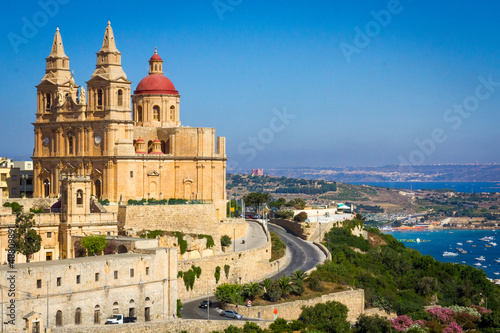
[86,21,132,120]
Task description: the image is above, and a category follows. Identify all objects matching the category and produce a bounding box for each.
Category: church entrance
[43,179,50,198]
[94,179,101,199]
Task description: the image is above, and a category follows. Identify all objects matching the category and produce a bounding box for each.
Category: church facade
[32,23,227,218]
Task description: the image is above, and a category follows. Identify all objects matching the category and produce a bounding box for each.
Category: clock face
[43,137,50,146]
[94,135,102,144]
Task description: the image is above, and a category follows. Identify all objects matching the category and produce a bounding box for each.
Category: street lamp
[238,277,242,309]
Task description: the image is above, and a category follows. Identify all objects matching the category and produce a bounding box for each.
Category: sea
[386,229,500,280]
[347,181,500,193]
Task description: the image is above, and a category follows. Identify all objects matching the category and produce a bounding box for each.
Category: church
[32,22,227,218]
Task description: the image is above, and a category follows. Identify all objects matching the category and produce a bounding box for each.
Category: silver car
[220,310,242,319]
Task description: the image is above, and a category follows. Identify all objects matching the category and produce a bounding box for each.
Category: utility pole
[46,281,49,332]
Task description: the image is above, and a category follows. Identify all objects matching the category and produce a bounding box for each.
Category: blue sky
[1,1,499,169]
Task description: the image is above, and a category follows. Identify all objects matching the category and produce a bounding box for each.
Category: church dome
[134,49,179,95]
[134,74,178,95]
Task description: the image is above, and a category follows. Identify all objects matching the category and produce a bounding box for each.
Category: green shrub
[215,266,221,283]
[275,210,294,220]
[199,234,215,248]
[270,232,286,261]
[173,232,188,254]
[176,299,183,318]
[224,264,230,279]
[293,211,308,222]
[29,207,44,214]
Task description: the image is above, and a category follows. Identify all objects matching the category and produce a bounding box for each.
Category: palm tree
[278,276,293,298]
[244,282,263,301]
[291,270,308,283]
[262,278,272,293]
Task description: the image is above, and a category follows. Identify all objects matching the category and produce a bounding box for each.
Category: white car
[220,310,242,319]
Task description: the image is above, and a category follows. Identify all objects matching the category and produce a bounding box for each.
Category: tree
[14,212,42,262]
[266,279,282,302]
[104,240,117,254]
[243,282,263,301]
[221,235,232,247]
[243,192,270,213]
[299,301,350,333]
[81,235,107,256]
[278,276,293,298]
[291,270,308,283]
[269,198,287,210]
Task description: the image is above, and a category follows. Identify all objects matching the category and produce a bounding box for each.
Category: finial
[56,27,59,32]
[154,47,157,54]
[107,20,111,26]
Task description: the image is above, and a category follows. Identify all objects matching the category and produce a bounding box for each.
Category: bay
[386,229,500,280]
[348,181,500,193]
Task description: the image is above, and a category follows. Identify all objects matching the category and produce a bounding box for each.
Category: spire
[49,27,68,59]
[100,20,118,53]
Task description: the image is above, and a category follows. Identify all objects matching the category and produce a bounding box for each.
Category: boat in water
[480,236,494,242]
[476,256,486,261]
[490,242,497,246]
[443,251,459,257]
[474,263,482,267]
[467,240,473,243]
[457,242,463,246]
[495,259,500,264]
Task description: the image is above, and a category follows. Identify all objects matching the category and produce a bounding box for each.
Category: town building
[32,23,227,219]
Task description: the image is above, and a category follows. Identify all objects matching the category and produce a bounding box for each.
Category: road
[181,221,325,320]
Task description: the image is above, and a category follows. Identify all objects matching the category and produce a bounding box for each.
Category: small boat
[443,252,459,257]
[495,259,500,263]
[480,236,494,242]
[472,245,476,247]
[495,272,500,275]
[490,242,497,246]
[457,242,463,246]
[460,250,467,254]
[474,263,482,266]
[486,245,491,248]
[476,256,486,261]
[467,240,473,243]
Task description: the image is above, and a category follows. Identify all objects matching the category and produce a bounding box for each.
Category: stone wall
[118,204,222,251]
[177,240,284,301]
[271,218,316,240]
[3,197,58,212]
[219,219,249,240]
[226,289,365,323]
[49,319,270,333]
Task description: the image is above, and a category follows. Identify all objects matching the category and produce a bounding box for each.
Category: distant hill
[249,164,500,182]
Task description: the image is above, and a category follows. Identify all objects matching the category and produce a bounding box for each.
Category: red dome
[150,53,162,61]
[134,74,179,95]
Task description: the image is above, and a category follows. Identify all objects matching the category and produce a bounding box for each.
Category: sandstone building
[32,23,227,219]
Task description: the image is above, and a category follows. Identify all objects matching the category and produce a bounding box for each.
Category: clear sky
[1,1,499,169]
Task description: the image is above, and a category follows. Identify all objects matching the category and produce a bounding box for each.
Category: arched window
[68,136,74,155]
[46,93,51,110]
[113,302,119,314]
[170,105,175,121]
[56,310,63,327]
[129,300,135,318]
[97,89,103,108]
[153,106,160,121]
[147,140,153,154]
[94,305,100,324]
[117,90,123,106]
[43,179,50,198]
[76,190,83,205]
[118,245,128,253]
[75,308,81,325]
[137,106,143,122]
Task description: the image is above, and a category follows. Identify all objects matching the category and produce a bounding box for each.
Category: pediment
[148,170,160,177]
[183,177,193,184]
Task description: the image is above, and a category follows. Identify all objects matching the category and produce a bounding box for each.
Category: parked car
[105,314,137,324]
[199,300,213,308]
[251,214,262,219]
[220,310,242,319]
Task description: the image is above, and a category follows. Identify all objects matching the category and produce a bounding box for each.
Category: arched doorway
[43,179,50,198]
[117,245,128,254]
[94,179,101,199]
[94,305,100,324]
[56,310,63,327]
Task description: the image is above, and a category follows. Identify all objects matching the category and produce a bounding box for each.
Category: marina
[384,229,500,279]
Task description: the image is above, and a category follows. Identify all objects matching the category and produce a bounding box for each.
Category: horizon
[1,1,499,169]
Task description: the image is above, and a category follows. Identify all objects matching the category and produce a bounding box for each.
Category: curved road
[181,221,325,320]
